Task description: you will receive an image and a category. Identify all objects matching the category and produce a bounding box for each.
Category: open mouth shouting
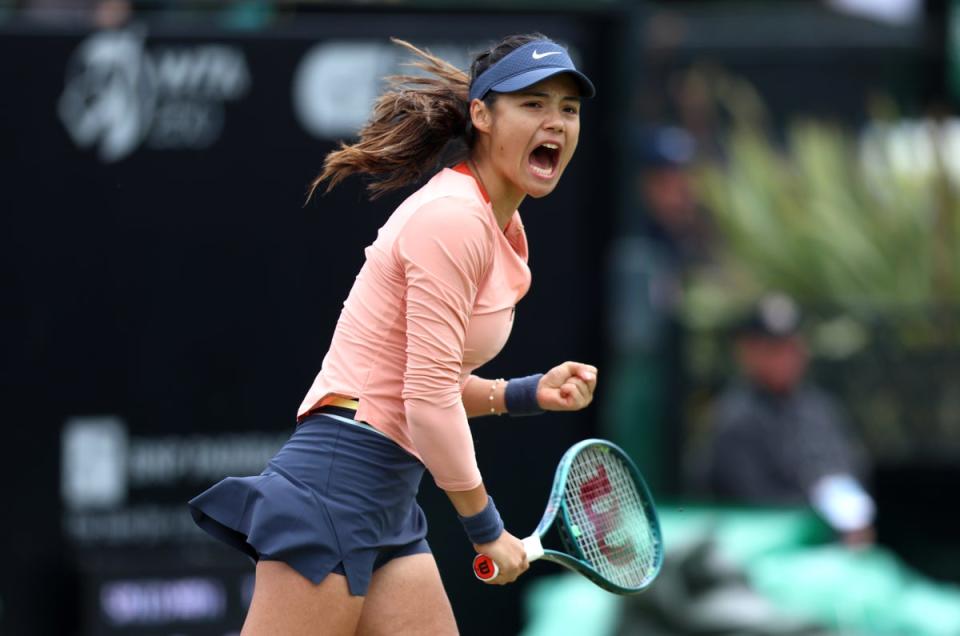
[529,142,561,180]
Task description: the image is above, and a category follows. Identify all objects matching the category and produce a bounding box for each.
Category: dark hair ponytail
[309,33,551,200]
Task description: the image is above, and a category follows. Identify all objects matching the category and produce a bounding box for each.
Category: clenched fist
[536,361,598,412]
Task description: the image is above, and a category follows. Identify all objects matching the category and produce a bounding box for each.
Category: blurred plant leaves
[686,87,960,349]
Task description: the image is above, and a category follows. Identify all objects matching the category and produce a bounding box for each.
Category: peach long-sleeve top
[298,164,531,491]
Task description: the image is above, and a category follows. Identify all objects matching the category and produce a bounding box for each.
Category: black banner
[1,11,620,635]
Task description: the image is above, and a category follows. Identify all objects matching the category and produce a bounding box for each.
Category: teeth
[542,143,559,150]
[531,165,554,178]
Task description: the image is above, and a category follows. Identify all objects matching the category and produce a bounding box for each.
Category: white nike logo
[531,50,561,60]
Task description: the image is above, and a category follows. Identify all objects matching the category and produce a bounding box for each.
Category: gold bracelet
[489,378,505,415]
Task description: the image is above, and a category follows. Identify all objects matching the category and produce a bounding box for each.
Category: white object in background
[62,416,129,510]
[810,473,876,532]
[826,0,921,26]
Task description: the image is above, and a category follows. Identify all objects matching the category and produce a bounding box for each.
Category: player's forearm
[461,374,508,417]
[445,482,490,516]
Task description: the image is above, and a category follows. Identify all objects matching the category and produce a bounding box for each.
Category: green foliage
[687,114,960,346]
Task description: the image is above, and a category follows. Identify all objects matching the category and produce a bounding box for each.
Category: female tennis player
[189,33,597,635]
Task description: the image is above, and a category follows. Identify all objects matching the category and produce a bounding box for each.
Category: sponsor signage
[61,416,287,545]
[59,28,251,162]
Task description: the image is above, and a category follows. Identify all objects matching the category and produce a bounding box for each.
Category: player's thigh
[242,560,364,636]
[356,552,458,636]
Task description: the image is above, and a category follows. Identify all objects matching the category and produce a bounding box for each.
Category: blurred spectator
[22,0,131,28]
[610,124,715,352]
[19,0,272,29]
[692,293,876,545]
[604,124,712,494]
[630,124,711,270]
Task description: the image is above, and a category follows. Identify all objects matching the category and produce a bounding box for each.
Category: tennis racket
[472,438,662,595]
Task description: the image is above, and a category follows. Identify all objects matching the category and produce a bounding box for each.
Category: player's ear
[470,98,492,134]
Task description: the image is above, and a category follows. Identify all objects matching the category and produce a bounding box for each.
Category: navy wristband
[458,495,504,545]
[505,373,544,416]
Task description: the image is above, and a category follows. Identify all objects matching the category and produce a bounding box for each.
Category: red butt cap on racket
[473,536,542,581]
[473,554,499,580]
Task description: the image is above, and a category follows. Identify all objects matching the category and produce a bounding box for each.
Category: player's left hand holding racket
[473,439,663,595]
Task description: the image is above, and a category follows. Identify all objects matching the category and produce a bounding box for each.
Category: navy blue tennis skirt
[188,410,429,596]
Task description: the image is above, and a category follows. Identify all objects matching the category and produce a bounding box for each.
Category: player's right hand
[474,530,528,584]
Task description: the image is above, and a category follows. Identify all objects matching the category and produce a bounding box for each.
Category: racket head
[535,438,663,595]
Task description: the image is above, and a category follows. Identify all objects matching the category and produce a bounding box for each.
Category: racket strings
[563,446,659,589]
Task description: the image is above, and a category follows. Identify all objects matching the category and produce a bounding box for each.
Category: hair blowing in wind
[309,38,471,201]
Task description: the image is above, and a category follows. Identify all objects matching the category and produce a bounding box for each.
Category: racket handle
[472,534,544,581]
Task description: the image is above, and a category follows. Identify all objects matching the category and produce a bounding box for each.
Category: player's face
[483,74,581,199]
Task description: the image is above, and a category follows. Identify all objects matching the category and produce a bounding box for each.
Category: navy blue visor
[468,40,596,102]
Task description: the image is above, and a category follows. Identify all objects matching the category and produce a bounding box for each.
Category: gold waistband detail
[319,396,359,411]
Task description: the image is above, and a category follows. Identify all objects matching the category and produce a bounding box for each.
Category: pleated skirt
[188,410,429,596]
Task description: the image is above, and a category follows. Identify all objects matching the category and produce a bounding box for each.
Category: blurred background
[3,0,960,634]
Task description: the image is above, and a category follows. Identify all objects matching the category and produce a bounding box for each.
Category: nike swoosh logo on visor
[531,50,562,60]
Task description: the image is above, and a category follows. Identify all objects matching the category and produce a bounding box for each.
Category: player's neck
[468,158,524,231]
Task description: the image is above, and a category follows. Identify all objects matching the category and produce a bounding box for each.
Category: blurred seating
[522,505,960,636]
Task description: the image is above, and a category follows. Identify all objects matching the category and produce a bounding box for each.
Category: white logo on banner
[292,40,471,139]
[61,415,288,544]
[101,578,226,625]
[62,416,129,510]
[58,28,251,162]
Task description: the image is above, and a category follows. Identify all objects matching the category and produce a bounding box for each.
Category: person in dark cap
[694,293,876,545]
[605,124,714,494]
[629,125,709,267]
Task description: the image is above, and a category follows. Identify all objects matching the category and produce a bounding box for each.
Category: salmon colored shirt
[298,164,531,490]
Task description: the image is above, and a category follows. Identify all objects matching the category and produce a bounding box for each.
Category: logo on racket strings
[579,464,636,565]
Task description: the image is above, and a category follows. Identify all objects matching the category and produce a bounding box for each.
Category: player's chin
[526,185,558,199]
[520,175,557,198]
